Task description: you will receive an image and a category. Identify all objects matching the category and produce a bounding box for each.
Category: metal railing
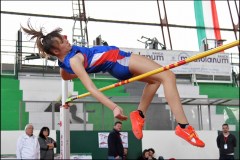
[1,39,239,85]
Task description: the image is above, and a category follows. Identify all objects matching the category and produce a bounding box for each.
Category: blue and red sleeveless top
[58,45,121,74]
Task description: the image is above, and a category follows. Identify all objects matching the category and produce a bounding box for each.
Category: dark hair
[21,19,63,58]
[148,148,155,154]
[142,149,149,157]
[39,126,50,139]
[222,123,229,127]
[114,121,122,126]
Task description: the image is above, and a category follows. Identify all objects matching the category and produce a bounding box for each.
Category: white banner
[120,47,231,76]
[98,132,128,148]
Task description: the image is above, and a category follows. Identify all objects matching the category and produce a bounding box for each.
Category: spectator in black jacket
[148,148,157,160]
[217,123,237,160]
[137,149,149,160]
[108,121,124,160]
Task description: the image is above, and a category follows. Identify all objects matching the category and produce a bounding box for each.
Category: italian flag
[194,0,222,49]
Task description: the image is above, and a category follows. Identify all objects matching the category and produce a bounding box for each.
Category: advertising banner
[98,132,128,148]
[120,47,231,76]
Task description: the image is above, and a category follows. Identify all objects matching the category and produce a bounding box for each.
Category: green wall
[56,131,142,160]
[1,76,27,130]
[199,83,239,98]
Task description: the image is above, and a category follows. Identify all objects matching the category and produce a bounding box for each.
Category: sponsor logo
[178,52,190,65]
[179,52,229,64]
[194,54,229,63]
[142,52,164,61]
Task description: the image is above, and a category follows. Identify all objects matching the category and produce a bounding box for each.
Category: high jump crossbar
[66,40,240,104]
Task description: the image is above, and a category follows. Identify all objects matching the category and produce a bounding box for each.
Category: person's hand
[47,143,54,149]
[115,155,120,160]
[113,106,128,121]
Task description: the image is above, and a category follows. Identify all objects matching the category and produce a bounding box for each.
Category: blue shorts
[108,50,133,80]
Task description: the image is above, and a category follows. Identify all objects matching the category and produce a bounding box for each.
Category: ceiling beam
[2,11,239,32]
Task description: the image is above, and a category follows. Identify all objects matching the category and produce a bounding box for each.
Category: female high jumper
[21,21,205,147]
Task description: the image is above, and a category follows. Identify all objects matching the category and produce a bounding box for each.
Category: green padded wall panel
[1,76,27,130]
[56,131,142,159]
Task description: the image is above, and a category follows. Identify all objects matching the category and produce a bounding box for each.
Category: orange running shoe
[130,110,145,139]
[175,125,205,147]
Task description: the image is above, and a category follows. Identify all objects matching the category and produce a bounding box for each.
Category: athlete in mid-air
[21,20,205,147]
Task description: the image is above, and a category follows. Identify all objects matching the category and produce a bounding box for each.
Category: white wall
[142,130,219,159]
[1,130,56,155]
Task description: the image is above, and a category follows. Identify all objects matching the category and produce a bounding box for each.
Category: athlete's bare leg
[129,54,188,124]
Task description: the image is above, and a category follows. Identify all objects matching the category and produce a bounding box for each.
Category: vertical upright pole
[83,103,86,131]
[197,105,201,130]
[162,0,172,50]
[51,102,55,130]
[170,110,175,130]
[60,80,70,159]
[19,101,22,130]
[199,105,203,130]
[156,0,166,47]
[208,105,212,130]
[17,29,22,71]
